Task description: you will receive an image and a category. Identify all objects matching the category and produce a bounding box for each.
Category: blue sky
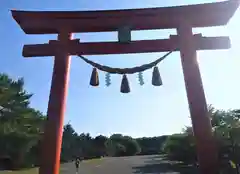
[0,0,240,138]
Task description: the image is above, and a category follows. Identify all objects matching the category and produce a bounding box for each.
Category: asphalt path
[60,155,199,174]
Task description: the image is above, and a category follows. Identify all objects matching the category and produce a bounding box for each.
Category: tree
[0,74,45,169]
[94,135,108,157]
[61,123,79,162]
[162,134,197,165]
[2,74,240,172]
[105,134,141,156]
[105,139,126,157]
[136,136,168,155]
[0,74,32,119]
[163,106,240,170]
[122,136,141,156]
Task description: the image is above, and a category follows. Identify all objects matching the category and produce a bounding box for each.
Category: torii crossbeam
[11,1,239,174]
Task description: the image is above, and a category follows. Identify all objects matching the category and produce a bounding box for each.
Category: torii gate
[11,1,239,174]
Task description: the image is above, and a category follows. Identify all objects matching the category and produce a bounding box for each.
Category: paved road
[60,155,198,174]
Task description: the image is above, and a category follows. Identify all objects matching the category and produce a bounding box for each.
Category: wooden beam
[12,14,225,34]
[22,36,230,57]
[12,0,239,34]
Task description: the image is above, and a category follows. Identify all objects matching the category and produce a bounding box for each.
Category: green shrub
[162,134,197,165]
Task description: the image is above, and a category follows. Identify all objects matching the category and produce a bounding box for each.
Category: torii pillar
[177,22,217,172]
[11,1,239,174]
[38,31,73,174]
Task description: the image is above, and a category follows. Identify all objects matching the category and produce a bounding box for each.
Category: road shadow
[133,155,199,174]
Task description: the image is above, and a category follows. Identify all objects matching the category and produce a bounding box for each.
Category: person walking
[75,157,80,174]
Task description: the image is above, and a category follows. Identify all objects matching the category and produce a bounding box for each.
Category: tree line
[162,107,240,173]
[1,73,240,173]
[61,124,168,162]
[0,74,168,170]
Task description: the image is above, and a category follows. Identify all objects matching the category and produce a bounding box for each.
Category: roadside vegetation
[1,73,239,173]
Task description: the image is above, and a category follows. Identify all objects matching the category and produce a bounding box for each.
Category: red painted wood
[177,23,219,174]
[39,32,72,174]
[11,0,239,34]
[22,36,230,57]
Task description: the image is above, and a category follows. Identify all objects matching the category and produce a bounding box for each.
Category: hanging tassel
[152,66,162,86]
[138,72,144,86]
[120,74,130,93]
[105,73,111,87]
[90,68,99,86]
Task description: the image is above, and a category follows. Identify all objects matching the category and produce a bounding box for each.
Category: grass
[0,167,67,174]
[0,168,38,174]
[0,158,103,174]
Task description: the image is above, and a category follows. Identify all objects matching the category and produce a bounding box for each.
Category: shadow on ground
[133,155,199,174]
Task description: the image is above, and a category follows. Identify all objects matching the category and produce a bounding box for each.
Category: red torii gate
[11,1,239,174]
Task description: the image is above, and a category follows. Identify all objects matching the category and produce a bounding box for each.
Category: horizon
[1,0,240,139]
